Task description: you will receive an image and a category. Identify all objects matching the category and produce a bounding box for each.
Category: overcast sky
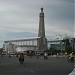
[0,0,74,47]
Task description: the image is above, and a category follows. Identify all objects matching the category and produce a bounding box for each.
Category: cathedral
[4,8,48,53]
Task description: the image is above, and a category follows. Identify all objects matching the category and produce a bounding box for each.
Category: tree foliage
[64,39,72,54]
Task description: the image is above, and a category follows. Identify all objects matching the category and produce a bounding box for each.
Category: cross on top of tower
[41,8,43,13]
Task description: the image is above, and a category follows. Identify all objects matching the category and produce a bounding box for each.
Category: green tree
[64,38,72,54]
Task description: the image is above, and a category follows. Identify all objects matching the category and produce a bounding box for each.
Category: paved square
[0,55,74,75]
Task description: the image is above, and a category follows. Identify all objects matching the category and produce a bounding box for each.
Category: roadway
[0,55,74,75]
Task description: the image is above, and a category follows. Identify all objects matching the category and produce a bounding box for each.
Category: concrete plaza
[0,55,74,75]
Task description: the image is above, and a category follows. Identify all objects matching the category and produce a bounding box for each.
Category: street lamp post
[60,41,62,55]
[59,34,63,55]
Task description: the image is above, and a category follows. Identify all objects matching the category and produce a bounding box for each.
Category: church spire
[38,8,47,50]
[38,8,45,38]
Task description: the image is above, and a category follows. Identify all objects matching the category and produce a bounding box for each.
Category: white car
[68,68,75,75]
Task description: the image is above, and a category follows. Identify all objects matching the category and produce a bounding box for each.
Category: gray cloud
[0,0,74,47]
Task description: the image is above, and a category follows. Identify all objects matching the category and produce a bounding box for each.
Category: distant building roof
[47,40,62,42]
[4,37,41,43]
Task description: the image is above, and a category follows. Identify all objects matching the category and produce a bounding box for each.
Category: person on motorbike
[68,52,74,63]
[44,52,48,60]
[19,53,24,64]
